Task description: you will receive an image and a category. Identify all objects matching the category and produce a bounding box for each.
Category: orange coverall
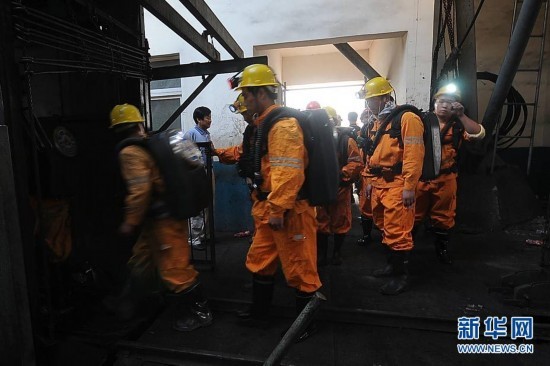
[415,122,477,230]
[369,112,424,251]
[245,105,321,294]
[119,145,198,294]
[317,137,363,234]
[215,145,242,164]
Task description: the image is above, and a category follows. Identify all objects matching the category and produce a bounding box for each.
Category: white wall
[144,0,435,147]
[369,36,407,104]
[282,50,369,86]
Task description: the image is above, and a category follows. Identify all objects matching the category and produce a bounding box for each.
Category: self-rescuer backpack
[118,129,210,219]
[254,106,339,206]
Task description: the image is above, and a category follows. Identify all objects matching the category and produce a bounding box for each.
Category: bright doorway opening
[285,81,366,127]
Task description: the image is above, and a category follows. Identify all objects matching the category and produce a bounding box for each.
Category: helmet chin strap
[376,103,383,117]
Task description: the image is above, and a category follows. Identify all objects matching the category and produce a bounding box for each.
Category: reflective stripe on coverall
[317,138,364,234]
[369,112,424,251]
[245,105,321,293]
[119,145,198,293]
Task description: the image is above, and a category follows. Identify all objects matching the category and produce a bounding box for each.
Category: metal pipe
[12,5,147,57]
[21,58,147,79]
[21,28,148,67]
[15,17,147,62]
[481,0,543,147]
[23,57,147,78]
[18,34,146,73]
[14,20,148,74]
[264,292,326,366]
[456,0,480,120]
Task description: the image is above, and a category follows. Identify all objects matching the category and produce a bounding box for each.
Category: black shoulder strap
[116,137,148,154]
[371,104,422,153]
[254,106,303,182]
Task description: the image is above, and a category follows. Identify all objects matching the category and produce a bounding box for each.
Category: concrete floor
[111,211,550,366]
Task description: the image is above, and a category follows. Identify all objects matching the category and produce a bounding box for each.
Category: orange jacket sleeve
[119,145,154,227]
[214,145,243,164]
[401,111,425,191]
[266,117,306,218]
[341,138,364,183]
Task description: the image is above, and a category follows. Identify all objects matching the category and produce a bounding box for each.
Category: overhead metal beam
[179,0,244,59]
[334,43,380,79]
[152,56,267,80]
[158,74,216,132]
[140,0,220,61]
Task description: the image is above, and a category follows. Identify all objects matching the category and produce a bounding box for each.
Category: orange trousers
[317,186,353,234]
[128,217,198,294]
[358,175,373,219]
[246,200,321,293]
[415,173,457,230]
[371,186,415,251]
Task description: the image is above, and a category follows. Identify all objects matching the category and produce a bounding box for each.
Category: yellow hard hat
[324,106,338,120]
[362,77,394,99]
[110,104,144,128]
[434,83,462,101]
[229,93,247,114]
[236,64,279,90]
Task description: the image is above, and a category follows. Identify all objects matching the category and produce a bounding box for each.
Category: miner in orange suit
[110,104,212,331]
[316,106,364,265]
[360,77,425,295]
[414,84,485,264]
[234,64,321,342]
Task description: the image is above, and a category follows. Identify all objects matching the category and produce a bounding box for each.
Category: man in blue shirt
[183,106,212,250]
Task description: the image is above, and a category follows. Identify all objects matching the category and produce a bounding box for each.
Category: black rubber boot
[380,251,410,295]
[103,273,159,321]
[332,234,345,265]
[357,216,373,246]
[434,229,452,264]
[237,274,274,328]
[372,246,394,277]
[317,233,329,267]
[173,282,213,331]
